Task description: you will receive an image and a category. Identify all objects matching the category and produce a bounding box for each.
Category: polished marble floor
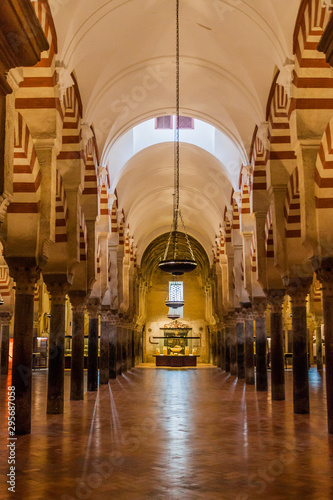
[0,366,333,500]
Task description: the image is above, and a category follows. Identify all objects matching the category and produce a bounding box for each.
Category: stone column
[229,315,237,376]
[287,278,312,414]
[116,323,122,376]
[267,290,285,401]
[225,319,231,373]
[68,292,87,401]
[235,310,245,379]
[109,316,117,379]
[315,264,333,433]
[0,312,12,375]
[121,325,128,373]
[87,298,100,391]
[100,309,110,385]
[315,318,323,370]
[243,307,255,385]
[253,298,268,391]
[127,326,133,371]
[217,328,222,369]
[220,326,226,370]
[131,328,135,368]
[45,278,69,414]
[8,260,40,432]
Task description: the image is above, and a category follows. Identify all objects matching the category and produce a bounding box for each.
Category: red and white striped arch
[7,113,41,215]
[285,168,301,238]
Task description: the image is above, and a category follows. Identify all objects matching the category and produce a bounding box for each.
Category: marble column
[315,264,333,433]
[0,312,12,375]
[68,292,87,401]
[243,307,255,385]
[229,315,237,376]
[45,278,69,414]
[236,311,245,379]
[100,309,110,385]
[220,327,226,370]
[315,319,323,371]
[116,324,122,376]
[287,278,312,414]
[109,319,117,379]
[122,326,128,373]
[267,290,285,401]
[253,298,268,391]
[8,264,40,435]
[225,320,231,373]
[87,298,100,392]
[127,326,133,371]
[131,329,135,368]
[217,329,222,369]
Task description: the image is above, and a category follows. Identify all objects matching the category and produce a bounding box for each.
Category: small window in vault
[155,116,173,129]
[176,116,194,129]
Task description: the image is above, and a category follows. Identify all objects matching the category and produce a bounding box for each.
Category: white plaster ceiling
[51,0,299,259]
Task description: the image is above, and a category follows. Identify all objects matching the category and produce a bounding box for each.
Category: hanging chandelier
[159,0,197,277]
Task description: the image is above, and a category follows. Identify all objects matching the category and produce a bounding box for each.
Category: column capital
[100,307,112,323]
[8,262,40,296]
[44,275,70,305]
[284,276,313,307]
[224,312,236,328]
[266,289,285,313]
[0,312,13,325]
[69,291,88,314]
[252,297,267,319]
[235,308,245,323]
[241,302,253,321]
[313,256,333,297]
[87,297,101,318]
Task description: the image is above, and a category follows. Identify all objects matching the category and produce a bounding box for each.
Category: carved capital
[315,267,333,298]
[266,289,285,314]
[69,291,88,314]
[100,307,112,323]
[45,281,70,305]
[241,302,253,321]
[8,263,40,296]
[285,276,312,308]
[235,308,245,323]
[224,312,236,328]
[252,297,267,319]
[0,312,13,326]
[87,297,101,318]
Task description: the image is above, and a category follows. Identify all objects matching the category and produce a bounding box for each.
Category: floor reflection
[0,366,332,500]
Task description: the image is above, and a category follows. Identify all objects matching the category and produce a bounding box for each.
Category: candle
[156,348,160,356]
[185,346,189,355]
[163,346,168,355]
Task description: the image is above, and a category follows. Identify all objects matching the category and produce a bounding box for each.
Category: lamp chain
[173,0,180,232]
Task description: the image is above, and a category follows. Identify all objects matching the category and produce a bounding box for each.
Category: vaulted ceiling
[51,0,300,260]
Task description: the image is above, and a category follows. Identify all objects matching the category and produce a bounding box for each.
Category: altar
[154,354,199,367]
[150,320,201,367]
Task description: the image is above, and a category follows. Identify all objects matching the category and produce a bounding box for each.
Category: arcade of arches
[2,0,333,497]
